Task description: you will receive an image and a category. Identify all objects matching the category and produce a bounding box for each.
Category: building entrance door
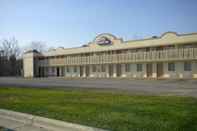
[38,67,41,77]
[108,64,113,77]
[80,66,83,77]
[56,67,60,77]
[157,63,163,78]
[38,67,44,77]
[61,67,65,76]
[116,64,122,77]
[147,64,153,78]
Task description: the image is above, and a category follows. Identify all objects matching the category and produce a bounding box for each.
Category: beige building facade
[23,32,197,79]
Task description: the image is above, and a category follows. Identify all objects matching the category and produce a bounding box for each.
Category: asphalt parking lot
[0,77,197,97]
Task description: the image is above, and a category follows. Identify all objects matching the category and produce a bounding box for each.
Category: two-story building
[23,32,197,79]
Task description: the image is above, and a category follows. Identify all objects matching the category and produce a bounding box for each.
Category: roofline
[43,31,197,57]
[123,32,197,43]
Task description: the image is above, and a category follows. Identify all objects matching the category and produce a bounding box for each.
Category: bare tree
[0,37,20,59]
[0,37,22,76]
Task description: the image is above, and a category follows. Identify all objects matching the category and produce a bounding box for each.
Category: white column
[106,65,109,78]
[163,63,170,78]
[143,63,147,78]
[121,64,126,77]
[152,63,157,78]
[83,66,86,77]
[113,64,117,77]
[176,62,183,78]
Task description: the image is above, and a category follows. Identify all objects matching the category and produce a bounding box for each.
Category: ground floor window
[66,67,70,72]
[97,65,101,72]
[137,64,142,72]
[184,62,191,71]
[101,65,106,72]
[92,65,96,72]
[168,62,175,71]
[52,67,55,73]
[74,66,77,72]
[125,64,130,72]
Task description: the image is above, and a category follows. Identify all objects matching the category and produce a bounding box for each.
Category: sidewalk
[0,109,107,131]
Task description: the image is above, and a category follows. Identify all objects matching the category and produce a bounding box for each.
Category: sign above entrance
[95,36,112,46]
[93,33,120,46]
[88,33,123,47]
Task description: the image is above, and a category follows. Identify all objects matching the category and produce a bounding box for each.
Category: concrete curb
[0,109,107,131]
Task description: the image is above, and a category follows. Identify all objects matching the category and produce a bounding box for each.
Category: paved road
[0,77,197,97]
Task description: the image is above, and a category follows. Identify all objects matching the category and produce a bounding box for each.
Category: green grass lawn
[0,87,197,131]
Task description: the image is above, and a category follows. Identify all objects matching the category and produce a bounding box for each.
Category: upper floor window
[137,64,142,72]
[168,63,175,71]
[125,64,131,72]
[184,62,192,71]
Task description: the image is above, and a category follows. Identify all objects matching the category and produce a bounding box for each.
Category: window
[52,67,55,72]
[125,64,130,72]
[66,67,70,72]
[168,63,175,71]
[74,66,77,72]
[137,64,142,72]
[93,65,96,72]
[97,65,101,72]
[184,62,191,71]
[101,65,106,72]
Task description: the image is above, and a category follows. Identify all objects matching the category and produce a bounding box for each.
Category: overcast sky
[0,0,197,48]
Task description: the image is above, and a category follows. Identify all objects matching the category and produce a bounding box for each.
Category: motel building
[23,32,197,79]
